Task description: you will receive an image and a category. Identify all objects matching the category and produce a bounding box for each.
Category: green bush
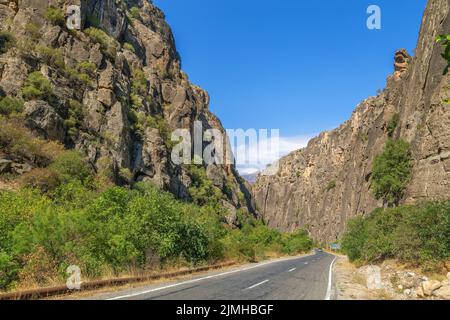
[76,61,97,75]
[35,45,65,69]
[0,117,64,166]
[123,42,136,53]
[45,7,65,27]
[22,72,53,101]
[341,202,450,270]
[0,31,15,54]
[24,23,41,41]
[386,113,400,137]
[188,166,223,207]
[129,7,141,20]
[281,229,314,255]
[49,150,91,184]
[64,99,83,138]
[131,68,147,96]
[326,180,336,191]
[372,139,412,207]
[436,34,450,75]
[84,27,117,60]
[0,97,24,116]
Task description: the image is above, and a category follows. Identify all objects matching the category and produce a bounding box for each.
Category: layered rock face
[0,0,255,220]
[254,0,450,243]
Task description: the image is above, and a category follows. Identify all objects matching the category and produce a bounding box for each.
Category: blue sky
[153,0,427,173]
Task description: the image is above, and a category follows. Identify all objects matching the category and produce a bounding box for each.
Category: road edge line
[324,256,337,300]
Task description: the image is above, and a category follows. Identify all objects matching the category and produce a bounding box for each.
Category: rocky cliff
[0,0,255,222]
[253,0,450,243]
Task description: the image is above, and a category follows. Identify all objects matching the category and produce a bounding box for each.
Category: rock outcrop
[253,0,450,243]
[0,0,256,219]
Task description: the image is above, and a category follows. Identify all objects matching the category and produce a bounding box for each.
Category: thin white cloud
[232,134,313,175]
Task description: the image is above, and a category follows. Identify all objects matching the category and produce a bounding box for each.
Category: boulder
[433,284,450,299]
[11,163,33,175]
[422,280,442,296]
[364,266,382,290]
[0,159,12,174]
[97,88,116,107]
[24,100,65,142]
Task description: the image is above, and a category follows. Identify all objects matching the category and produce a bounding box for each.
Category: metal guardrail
[0,261,236,300]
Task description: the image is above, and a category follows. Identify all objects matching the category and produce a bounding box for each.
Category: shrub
[281,229,314,255]
[0,97,24,116]
[188,166,223,207]
[65,68,91,86]
[64,99,83,138]
[341,202,450,270]
[50,150,91,184]
[341,216,369,262]
[131,68,147,96]
[18,168,61,193]
[24,23,41,41]
[372,139,412,207]
[76,61,97,75]
[45,7,65,27]
[22,72,53,101]
[84,27,117,60]
[386,113,400,137]
[129,7,141,20]
[123,42,136,53]
[0,31,15,54]
[436,34,450,75]
[326,180,336,191]
[0,117,64,166]
[35,45,65,69]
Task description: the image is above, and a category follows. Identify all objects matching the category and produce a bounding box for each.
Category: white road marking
[246,280,269,290]
[304,262,309,265]
[288,268,296,272]
[324,256,337,300]
[106,255,310,300]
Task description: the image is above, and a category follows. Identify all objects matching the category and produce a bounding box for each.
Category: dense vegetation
[342,129,448,272]
[0,115,313,291]
[341,202,450,271]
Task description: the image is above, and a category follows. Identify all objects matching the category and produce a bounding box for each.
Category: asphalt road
[94,252,336,300]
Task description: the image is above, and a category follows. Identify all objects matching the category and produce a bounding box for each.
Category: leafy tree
[372,139,412,207]
[436,34,450,75]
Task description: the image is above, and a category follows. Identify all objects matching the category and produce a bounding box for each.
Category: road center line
[106,255,310,300]
[288,268,296,272]
[245,280,269,290]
